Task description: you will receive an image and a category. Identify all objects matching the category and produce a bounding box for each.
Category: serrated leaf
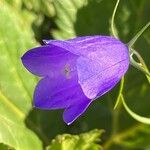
[0,1,42,149]
[23,0,55,17]
[47,129,104,150]
[52,0,88,39]
[5,0,55,17]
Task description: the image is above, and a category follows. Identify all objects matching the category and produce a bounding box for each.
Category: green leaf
[4,0,22,10]
[5,0,55,17]
[52,0,87,39]
[0,1,42,149]
[52,0,116,39]
[23,0,55,17]
[47,129,104,150]
[0,143,14,150]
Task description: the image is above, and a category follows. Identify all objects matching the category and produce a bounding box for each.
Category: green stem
[111,0,120,38]
[109,0,122,144]
[128,21,150,48]
[114,77,124,109]
[121,94,150,124]
[130,49,150,81]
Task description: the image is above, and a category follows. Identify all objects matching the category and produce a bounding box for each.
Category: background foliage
[0,0,150,150]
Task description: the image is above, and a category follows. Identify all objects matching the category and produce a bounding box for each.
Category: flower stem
[111,0,120,38]
[128,21,150,48]
[114,77,124,109]
[121,94,150,124]
[130,49,150,80]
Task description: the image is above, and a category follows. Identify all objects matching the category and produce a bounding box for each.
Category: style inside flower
[21,36,129,125]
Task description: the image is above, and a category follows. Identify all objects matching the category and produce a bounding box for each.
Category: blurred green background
[0,0,150,150]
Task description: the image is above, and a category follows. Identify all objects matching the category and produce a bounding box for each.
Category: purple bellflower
[21,36,129,125]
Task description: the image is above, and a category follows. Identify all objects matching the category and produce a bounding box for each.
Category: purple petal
[34,74,90,109]
[43,36,124,56]
[63,99,91,125]
[76,41,129,99]
[21,45,77,77]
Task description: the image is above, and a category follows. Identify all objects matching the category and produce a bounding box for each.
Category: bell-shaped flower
[21,36,129,125]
